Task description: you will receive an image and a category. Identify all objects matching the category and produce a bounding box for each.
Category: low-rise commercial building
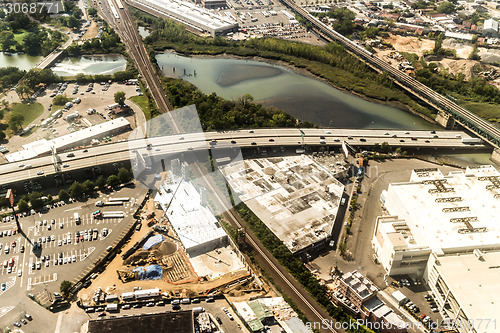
[330,271,406,333]
[6,117,131,162]
[154,160,227,257]
[425,250,500,333]
[372,166,500,333]
[483,18,499,36]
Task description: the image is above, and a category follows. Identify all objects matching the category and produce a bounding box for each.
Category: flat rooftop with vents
[222,156,344,254]
[373,165,500,276]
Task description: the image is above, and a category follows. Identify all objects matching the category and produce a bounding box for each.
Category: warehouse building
[424,250,500,333]
[154,160,227,257]
[6,117,131,162]
[130,0,237,36]
[373,165,500,277]
[222,156,344,257]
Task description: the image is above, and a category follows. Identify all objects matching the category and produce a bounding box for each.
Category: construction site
[222,155,345,257]
[78,162,256,306]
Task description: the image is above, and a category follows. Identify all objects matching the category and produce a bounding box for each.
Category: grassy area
[13,31,28,44]
[130,95,152,120]
[458,99,500,124]
[10,102,44,127]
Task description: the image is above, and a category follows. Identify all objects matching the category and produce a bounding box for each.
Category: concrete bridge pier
[491,148,500,165]
[435,112,456,129]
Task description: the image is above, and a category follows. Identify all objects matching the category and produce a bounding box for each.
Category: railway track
[280,0,500,147]
[93,3,339,331]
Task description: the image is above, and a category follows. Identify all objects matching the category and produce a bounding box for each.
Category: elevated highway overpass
[0,128,488,187]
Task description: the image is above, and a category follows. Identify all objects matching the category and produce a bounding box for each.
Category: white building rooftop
[222,156,344,253]
[383,166,500,253]
[132,0,237,35]
[6,117,130,162]
[432,251,500,333]
[154,174,227,256]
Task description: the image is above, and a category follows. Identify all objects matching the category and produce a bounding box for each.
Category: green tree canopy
[17,199,29,212]
[437,1,456,14]
[28,192,44,210]
[117,167,130,183]
[60,280,72,296]
[107,175,120,187]
[8,113,24,132]
[58,189,70,202]
[82,180,95,194]
[69,182,83,198]
[114,91,126,106]
[96,176,106,190]
[0,31,17,52]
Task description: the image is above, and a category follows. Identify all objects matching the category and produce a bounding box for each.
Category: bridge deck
[0,128,488,187]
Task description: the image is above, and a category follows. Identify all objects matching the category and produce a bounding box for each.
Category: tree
[117,167,130,183]
[0,31,17,52]
[437,1,455,14]
[60,280,72,296]
[22,32,42,55]
[58,189,70,202]
[8,114,24,133]
[237,93,254,107]
[69,182,83,198]
[88,7,98,16]
[17,199,29,212]
[73,7,83,19]
[82,180,95,194]
[114,91,126,106]
[67,16,80,29]
[15,85,31,100]
[107,175,120,187]
[96,176,106,190]
[380,141,392,153]
[53,95,70,106]
[28,192,44,210]
[0,131,5,141]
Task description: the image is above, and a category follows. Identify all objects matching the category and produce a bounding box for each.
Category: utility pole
[5,189,20,231]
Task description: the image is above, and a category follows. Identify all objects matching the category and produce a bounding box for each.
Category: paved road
[0,128,485,186]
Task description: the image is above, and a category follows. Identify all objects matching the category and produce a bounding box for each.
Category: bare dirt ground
[442,38,474,59]
[437,58,479,79]
[82,21,98,41]
[78,198,251,305]
[384,34,434,56]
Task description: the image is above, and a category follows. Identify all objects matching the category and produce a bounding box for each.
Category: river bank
[166,51,440,127]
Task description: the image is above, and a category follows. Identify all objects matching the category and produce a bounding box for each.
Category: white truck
[74,212,81,224]
[106,303,118,312]
[101,212,124,218]
[461,138,482,144]
[108,197,130,202]
[95,201,123,207]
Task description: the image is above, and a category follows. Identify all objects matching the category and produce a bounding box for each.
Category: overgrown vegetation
[65,21,124,56]
[160,78,313,130]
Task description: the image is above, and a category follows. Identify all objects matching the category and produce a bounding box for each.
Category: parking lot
[0,185,148,328]
[1,81,143,165]
[220,0,322,44]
